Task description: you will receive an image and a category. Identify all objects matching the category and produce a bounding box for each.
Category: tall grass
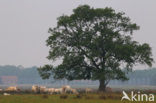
[0,92,155,103]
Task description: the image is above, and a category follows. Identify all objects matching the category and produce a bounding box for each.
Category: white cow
[85,88,93,93]
[47,88,55,94]
[62,85,71,89]
[3,93,11,96]
[70,88,78,94]
[39,86,47,93]
[62,85,78,94]
[32,85,39,93]
[0,88,3,92]
[5,86,19,92]
[62,85,71,93]
[54,88,63,94]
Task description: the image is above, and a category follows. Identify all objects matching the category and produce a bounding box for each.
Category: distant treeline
[0,65,156,85]
[0,65,53,84]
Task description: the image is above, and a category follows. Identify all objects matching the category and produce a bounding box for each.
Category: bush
[74,94,82,99]
[42,94,49,99]
[85,95,94,99]
[99,95,107,100]
[60,94,68,99]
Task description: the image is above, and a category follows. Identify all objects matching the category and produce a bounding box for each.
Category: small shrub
[85,95,94,99]
[99,95,107,100]
[23,90,32,94]
[42,94,48,99]
[74,94,82,99]
[60,94,68,99]
[107,95,113,99]
[113,95,121,100]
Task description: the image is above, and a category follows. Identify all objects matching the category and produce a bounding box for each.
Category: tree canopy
[38,5,154,91]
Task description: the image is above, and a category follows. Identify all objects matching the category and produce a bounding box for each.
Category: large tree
[38,5,154,91]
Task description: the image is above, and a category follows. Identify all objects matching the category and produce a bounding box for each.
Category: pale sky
[0,0,156,69]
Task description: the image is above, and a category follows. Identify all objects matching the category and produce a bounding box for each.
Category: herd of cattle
[32,85,79,94]
[0,85,112,95]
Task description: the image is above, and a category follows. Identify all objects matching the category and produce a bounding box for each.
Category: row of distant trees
[0,65,156,85]
[0,65,50,84]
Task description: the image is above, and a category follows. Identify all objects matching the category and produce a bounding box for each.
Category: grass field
[0,93,155,103]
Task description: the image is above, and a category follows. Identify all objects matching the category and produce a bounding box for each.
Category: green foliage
[38,65,53,79]
[38,5,154,90]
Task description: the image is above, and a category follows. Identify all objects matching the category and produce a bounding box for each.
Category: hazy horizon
[0,0,156,69]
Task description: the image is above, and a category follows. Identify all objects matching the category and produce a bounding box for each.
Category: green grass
[0,93,155,103]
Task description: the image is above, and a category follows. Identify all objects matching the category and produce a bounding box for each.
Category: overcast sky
[0,0,156,68]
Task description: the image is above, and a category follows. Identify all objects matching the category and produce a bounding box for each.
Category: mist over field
[0,65,156,90]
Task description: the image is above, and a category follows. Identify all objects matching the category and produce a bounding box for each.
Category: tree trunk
[98,80,106,92]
